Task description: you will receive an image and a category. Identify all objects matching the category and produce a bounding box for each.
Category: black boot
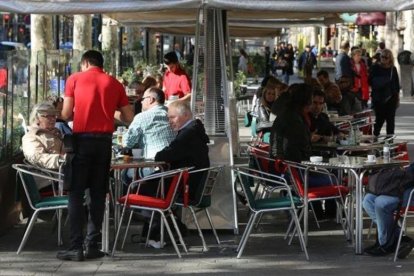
[56,246,84,261]
[364,231,380,253]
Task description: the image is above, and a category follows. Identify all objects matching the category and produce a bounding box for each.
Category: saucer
[364,160,376,164]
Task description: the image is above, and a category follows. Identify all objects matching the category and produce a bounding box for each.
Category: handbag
[276,57,287,69]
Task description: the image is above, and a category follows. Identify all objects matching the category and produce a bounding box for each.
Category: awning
[0,0,413,14]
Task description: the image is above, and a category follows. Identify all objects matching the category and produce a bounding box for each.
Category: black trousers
[68,134,112,249]
[373,96,398,136]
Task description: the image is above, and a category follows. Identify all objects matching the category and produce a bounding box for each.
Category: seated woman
[22,102,65,189]
[256,85,276,140]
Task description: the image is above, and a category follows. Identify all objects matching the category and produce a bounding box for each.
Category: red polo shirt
[64,67,129,133]
[163,67,191,100]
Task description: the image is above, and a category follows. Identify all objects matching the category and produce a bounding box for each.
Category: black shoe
[365,244,393,257]
[57,247,84,261]
[364,240,380,253]
[397,236,414,259]
[85,246,105,259]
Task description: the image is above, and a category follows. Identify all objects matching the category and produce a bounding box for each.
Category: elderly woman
[22,102,65,174]
[351,48,369,108]
[369,49,400,136]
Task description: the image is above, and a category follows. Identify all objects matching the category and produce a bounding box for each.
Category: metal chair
[394,188,414,262]
[285,161,350,245]
[233,166,309,260]
[112,168,188,258]
[175,166,223,252]
[12,163,68,254]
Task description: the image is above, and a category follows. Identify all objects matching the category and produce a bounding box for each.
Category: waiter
[162,51,191,102]
[58,50,133,261]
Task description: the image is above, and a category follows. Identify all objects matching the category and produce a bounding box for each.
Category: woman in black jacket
[369,49,400,136]
[270,83,313,162]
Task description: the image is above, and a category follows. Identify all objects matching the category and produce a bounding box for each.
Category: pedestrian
[369,49,400,136]
[57,50,133,261]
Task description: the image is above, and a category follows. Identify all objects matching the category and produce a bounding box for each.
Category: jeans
[68,134,112,248]
[363,193,399,246]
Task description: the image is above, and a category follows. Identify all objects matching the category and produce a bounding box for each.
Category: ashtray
[310,156,323,162]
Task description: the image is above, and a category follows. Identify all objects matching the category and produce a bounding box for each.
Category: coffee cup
[367,154,376,162]
[132,148,143,159]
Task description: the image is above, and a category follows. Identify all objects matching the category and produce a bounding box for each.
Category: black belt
[74,132,112,139]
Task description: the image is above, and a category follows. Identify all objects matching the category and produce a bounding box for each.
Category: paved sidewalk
[1,205,414,275]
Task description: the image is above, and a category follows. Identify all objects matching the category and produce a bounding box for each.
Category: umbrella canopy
[0,0,413,14]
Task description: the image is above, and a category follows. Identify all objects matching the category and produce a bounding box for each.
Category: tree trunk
[73,15,92,51]
[30,14,53,101]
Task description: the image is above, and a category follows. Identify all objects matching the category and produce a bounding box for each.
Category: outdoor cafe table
[302,156,409,254]
[101,158,166,253]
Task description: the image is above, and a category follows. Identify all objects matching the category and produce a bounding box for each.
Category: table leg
[113,169,122,230]
[102,193,110,253]
[349,169,364,254]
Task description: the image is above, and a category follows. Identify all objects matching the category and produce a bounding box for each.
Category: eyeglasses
[38,114,57,119]
[381,55,390,59]
[141,96,151,102]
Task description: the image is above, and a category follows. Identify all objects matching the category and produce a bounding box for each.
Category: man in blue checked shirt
[122,87,175,178]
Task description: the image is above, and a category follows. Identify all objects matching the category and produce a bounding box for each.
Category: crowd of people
[242,40,413,259]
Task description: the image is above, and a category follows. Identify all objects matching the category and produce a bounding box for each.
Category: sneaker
[56,247,84,261]
[84,246,105,259]
[397,236,414,259]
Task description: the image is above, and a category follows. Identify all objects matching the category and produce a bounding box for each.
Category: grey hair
[168,100,192,117]
[29,101,56,125]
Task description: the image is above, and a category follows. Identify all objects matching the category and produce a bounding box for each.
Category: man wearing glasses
[162,51,191,102]
[123,87,175,176]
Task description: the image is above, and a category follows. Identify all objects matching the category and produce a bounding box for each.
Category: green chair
[12,164,68,254]
[176,166,224,252]
[233,166,309,260]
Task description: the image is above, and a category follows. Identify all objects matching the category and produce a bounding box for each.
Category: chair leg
[111,203,128,257]
[145,211,156,247]
[237,213,258,259]
[309,202,320,229]
[291,209,310,260]
[121,210,135,250]
[394,215,408,262]
[236,214,255,253]
[161,212,181,258]
[17,210,40,255]
[205,209,220,245]
[168,210,188,253]
[189,207,208,252]
[57,209,63,246]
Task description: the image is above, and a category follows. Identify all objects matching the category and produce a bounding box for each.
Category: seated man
[317,70,342,112]
[22,102,65,190]
[123,87,175,179]
[155,100,210,203]
[363,165,414,258]
[310,88,343,144]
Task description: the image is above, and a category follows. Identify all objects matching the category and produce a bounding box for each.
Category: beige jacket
[22,126,64,170]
